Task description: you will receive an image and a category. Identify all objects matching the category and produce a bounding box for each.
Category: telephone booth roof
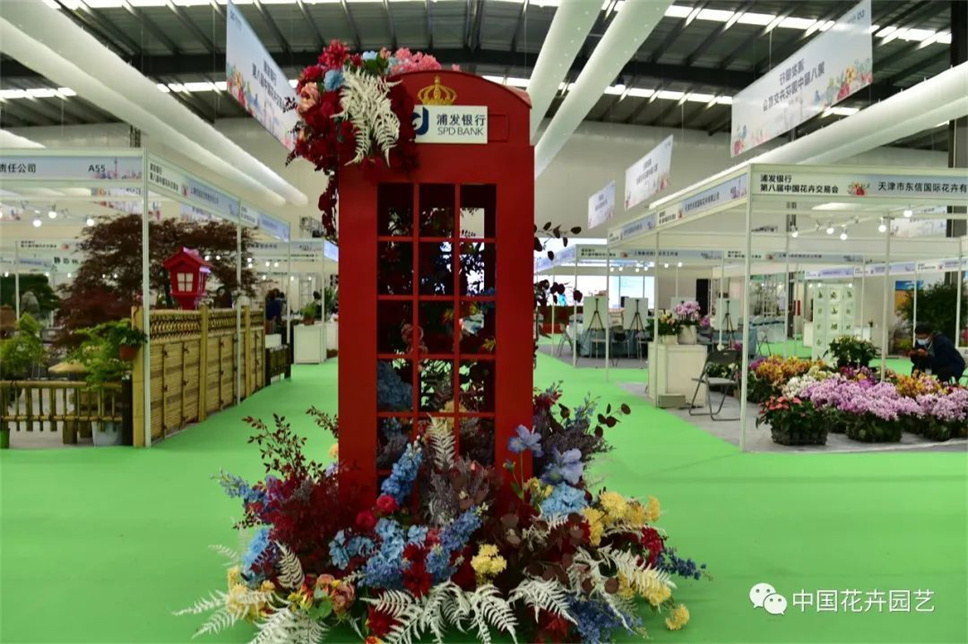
[163,247,212,274]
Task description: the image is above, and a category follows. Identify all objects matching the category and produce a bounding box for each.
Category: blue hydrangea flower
[539,483,587,518]
[323,69,344,92]
[362,51,378,61]
[242,527,272,577]
[568,597,640,644]
[377,361,413,411]
[360,518,408,588]
[508,425,543,457]
[407,525,429,544]
[329,530,375,570]
[541,447,583,485]
[379,441,423,505]
[426,507,483,581]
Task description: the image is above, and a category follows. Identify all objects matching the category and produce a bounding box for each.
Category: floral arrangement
[755,395,828,445]
[745,355,818,403]
[699,313,712,329]
[178,389,708,643]
[826,335,879,369]
[290,41,454,239]
[672,301,701,327]
[657,312,679,337]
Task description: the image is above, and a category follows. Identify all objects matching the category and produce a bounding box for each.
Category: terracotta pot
[119,345,138,361]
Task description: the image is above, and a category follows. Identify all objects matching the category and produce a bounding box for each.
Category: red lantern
[162,248,212,310]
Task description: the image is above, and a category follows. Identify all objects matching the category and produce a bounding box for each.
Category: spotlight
[3,272,8,278]
[840,231,848,241]
[791,229,799,238]
[825,225,835,235]
[48,210,57,219]
[274,261,280,268]
[663,263,669,269]
[677,261,683,268]
[609,267,614,272]
[635,267,641,273]
[44,271,50,277]
[112,273,118,279]
[86,217,95,226]
[878,220,887,233]
[67,273,72,278]
[204,255,211,261]
[618,266,623,271]
[265,261,271,267]
[903,208,913,218]
[215,254,221,261]
[290,276,295,281]
[261,275,267,281]
[32,218,42,228]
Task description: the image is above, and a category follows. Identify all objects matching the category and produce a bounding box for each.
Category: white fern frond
[209,544,240,565]
[454,584,518,644]
[508,577,576,624]
[337,68,400,165]
[569,549,631,631]
[363,588,421,620]
[192,608,238,638]
[251,607,299,644]
[426,417,456,470]
[174,590,228,616]
[604,547,677,593]
[274,542,305,590]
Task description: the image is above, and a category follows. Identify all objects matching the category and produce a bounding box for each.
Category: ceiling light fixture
[32,218,42,228]
[840,230,848,241]
[791,228,799,238]
[903,208,913,218]
[86,217,95,226]
[48,209,57,219]
[878,220,888,233]
[825,224,835,235]
[677,261,683,268]
[663,263,669,269]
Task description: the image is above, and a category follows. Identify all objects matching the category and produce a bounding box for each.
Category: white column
[860,258,866,335]
[912,264,919,344]
[550,270,556,350]
[235,216,242,404]
[718,252,725,347]
[605,242,611,380]
[286,241,292,346]
[784,233,791,357]
[321,256,328,363]
[653,234,660,341]
[14,244,20,319]
[955,247,964,348]
[880,218,892,381]
[141,154,152,447]
[572,250,579,368]
[738,190,752,452]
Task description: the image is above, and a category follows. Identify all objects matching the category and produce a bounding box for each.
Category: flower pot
[769,421,827,446]
[303,318,315,326]
[91,420,122,447]
[119,344,138,361]
[659,335,679,345]
[0,427,9,450]
[677,326,698,345]
[844,416,902,443]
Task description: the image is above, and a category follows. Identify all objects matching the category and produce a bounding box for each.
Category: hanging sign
[754,171,967,199]
[239,204,262,228]
[0,154,142,181]
[588,181,616,229]
[624,135,673,210]
[413,106,488,144]
[148,156,240,221]
[257,213,291,242]
[730,0,872,157]
[225,1,297,150]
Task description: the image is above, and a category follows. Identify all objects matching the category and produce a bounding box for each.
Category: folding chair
[555,325,573,356]
[689,349,740,421]
[756,328,772,356]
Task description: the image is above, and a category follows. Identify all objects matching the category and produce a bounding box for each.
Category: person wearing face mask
[910,323,965,383]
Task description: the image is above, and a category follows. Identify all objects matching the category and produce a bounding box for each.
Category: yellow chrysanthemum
[665,604,690,631]
[328,443,339,460]
[645,496,661,522]
[471,543,507,584]
[582,507,605,546]
[598,491,629,522]
[525,478,553,504]
[625,502,648,527]
[616,574,636,600]
[227,581,275,621]
[644,582,672,607]
[226,565,241,588]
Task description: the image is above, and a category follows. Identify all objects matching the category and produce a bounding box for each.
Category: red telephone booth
[339,71,534,502]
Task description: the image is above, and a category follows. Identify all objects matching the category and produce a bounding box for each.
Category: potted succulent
[0,314,47,449]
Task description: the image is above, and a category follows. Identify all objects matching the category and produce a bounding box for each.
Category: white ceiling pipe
[534,0,671,178]
[527,0,600,139]
[755,62,968,164]
[0,2,307,207]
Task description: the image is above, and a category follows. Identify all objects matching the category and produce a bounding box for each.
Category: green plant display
[0,314,47,379]
[827,335,879,369]
[0,275,60,316]
[896,281,968,341]
[323,286,339,318]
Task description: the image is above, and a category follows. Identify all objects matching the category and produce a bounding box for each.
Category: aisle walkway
[1,357,965,643]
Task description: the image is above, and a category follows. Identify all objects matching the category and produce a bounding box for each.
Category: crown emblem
[417,76,457,105]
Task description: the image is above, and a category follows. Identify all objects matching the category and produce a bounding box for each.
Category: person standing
[910,323,966,383]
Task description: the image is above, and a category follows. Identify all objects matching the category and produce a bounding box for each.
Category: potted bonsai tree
[0,314,47,449]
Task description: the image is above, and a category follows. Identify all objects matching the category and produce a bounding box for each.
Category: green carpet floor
[1,356,965,643]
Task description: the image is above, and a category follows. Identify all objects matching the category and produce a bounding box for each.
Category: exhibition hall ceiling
[0,0,956,151]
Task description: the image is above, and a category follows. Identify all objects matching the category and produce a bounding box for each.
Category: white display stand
[294,324,325,364]
[324,321,339,352]
[811,285,854,361]
[647,343,707,406]
[265,333,282,350]
[803,322,814,348]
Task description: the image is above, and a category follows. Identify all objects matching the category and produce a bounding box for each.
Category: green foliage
[69,321,133,388]
[323,286,338,318]
[301,303,318,321]
[0,314,47,378]
[896,281,967,340]
[827,335,879,368]
[0,274,60,315]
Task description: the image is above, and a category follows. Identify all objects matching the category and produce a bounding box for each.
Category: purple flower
[542,447,583,485]
[507,424,543,457]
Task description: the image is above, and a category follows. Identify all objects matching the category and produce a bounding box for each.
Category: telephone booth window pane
[377,417,412,470]
[377,359,414,412]
[419,184,455,237]
[459,360,496,412]
[377,241,414,295]
[378,183,414,236]
[419,360,453,412]
[419,242,454,295]
[459,301,496,355]
[458,242,494,296]
[460,184,496,239]
[377,301,413,355]
[418,301,456,353]
[459,417,495,466]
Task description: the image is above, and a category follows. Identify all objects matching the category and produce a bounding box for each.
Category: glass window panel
[459,417,494,466]
[419,184,455,237]
[459,360,495,412]
[377,417,412,469]
[458,242,494,296]
[377,359,414,412]
[418,301,456,354]
[418,241,454,295]
[377,301,413,355]
[377,183,413,236]
[419,359,453,412]
[460,184,495,238]
[459,300,496,355]
[377,241,414,295]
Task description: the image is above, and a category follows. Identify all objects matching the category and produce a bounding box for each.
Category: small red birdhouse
[163,248,212,310]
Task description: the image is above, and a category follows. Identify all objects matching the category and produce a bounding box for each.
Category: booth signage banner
[892,217,947,238]
[148,157,240,220]
[730,0,872,157]
[588,181,616,229]
[0,155,142,181]
[658,175,749,227]
[257,212,291,242]
[324,240,339,263]
[755,170,968,198]
[616,214,657,241]
[239,204,262,228]
[413,106,488,144]
[624,135,673,210]
[17,240,78,252]
[225,0,297,150]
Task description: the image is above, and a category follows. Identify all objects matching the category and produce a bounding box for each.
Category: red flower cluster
[640,526,665,567]
[401,543,433,597]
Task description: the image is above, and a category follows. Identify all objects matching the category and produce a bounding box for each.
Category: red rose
[375,494,398,515]
[355,510,377,531]
[367,606,395,638]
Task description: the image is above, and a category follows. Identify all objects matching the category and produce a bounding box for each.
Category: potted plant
[71,324,129,446]
[827,335,879,369]
[0,315,47,448]
[756,395,828,445]
[103,320,148,361]
[656,312,679,344]
[301,303,317,325]
[673,300,701,344]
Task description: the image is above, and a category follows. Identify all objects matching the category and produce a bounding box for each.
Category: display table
[293,324,325,364]
[647,343,707,407]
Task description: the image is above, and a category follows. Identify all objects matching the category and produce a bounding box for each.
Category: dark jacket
[911,333,966,380]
